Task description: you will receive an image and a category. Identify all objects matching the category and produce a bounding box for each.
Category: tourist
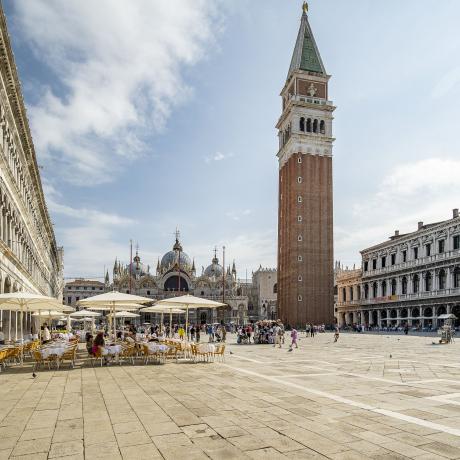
[92,332,105,355]
[196,325,201,343]
[247,324,253,344]
[334,327,340,342]
[178,326,185,340]
[290,328,298,348]
[85,333,94,355]
[404,324,409,335]
[190,325,195,342]
[43,324,51,343]
[273,323,282,348]
[221,325,226,342]
[310,324,315,338]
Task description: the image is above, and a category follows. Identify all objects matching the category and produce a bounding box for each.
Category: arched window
[391,279,397,295]
[425,272,432,291]
[402,277,407,294]
[372,282,378,298]
[273,283,277,294]
[320,120,325,134]
[313,119,318,133]
[342,287,346,302]
[413,274,419,293]
[299,117,305,132]
[306,118,312,132]
[439,269,446,290]
[364,283,369,299]
[381,281,387,297]
[454,267,460,288]
[350,286,354,301]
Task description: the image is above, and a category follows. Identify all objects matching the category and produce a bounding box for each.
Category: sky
[3,0,460,281]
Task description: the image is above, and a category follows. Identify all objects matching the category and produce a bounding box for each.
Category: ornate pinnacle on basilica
[302,1,308,14]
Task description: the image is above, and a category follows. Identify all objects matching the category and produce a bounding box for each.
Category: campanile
[277,2,335,327]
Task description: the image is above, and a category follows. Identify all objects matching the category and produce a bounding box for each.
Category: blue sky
[4,0,460,280]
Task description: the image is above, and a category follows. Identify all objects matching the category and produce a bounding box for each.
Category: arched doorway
[424,307,433,328]
[164,276,189,292]
[372,310,378,326]
[452,305,460,327]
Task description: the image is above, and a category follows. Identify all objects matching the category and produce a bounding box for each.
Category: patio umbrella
[139,305,185,333]
[107,310,140,318]
[156,295,226,336]
[70,309,101,317]
[0,292,63,361]
[78,291,152,339]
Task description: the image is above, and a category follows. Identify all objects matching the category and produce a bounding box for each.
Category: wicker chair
[213,344,225,362]
[60,345,77,369]
[119,344,136,365]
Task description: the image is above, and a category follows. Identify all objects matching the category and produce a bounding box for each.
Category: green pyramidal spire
[287,6,326,79]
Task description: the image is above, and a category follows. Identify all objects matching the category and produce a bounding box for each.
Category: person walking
[290,328,298,349]
[273,323,282,348]
[334,327,340,342]
[310,324,315,338]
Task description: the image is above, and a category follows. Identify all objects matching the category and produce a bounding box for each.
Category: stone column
[396,309,401,327]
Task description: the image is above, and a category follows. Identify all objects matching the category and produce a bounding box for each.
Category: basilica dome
[128,253,149,277]
[160,237,192,271]
[204,254,223,279]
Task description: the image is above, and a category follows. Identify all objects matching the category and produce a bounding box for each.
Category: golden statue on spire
[302,1,309,14]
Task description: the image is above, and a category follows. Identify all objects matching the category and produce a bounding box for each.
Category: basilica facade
[111,234,249,325]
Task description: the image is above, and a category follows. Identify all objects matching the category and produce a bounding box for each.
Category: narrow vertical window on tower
[298,156,302,163]
[298,235,303,242]
[297,255,303,262]
[299,117,305,132]
[298,295,302,302]
[320,120,325,134]
[297,196,302,203]
[298,215,302,222]
[297,176,302,183]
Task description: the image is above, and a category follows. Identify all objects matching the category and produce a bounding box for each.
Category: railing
[363,250,460,277]
[360,287,460,304]
[289,94,334,106]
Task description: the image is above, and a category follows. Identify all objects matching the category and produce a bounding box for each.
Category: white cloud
[335,157,460,266]
[47,194,136,277]
[205,151,234,163]
[432,65,460,99]
[226,209,252,221]
[13,0,222,185]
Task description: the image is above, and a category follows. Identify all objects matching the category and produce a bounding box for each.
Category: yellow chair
[60,345,77,369]
[119,344,136,365]
[214,344,225,362]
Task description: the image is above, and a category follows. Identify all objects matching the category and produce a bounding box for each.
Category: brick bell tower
[277,2,335,327]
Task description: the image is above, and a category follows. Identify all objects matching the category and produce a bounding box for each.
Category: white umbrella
[78,291,152,339]
[156,295,226,335]
[107,311,140,318]
[70,309,101,317]
[0,292,63,342]
[139,305,185,333]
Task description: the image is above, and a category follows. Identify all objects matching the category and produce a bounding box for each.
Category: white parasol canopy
[78,291,152,338]
[107,310,140,318]
[156,295,226,334]
[140,305,185,332]
[32,310,67,318]
[0,292,64,359]
[70,309,101,318]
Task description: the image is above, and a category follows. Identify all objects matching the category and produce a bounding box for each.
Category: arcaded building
[277,4,335,327]
[0,7,63,340]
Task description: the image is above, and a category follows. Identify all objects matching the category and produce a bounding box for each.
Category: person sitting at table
[125,332,135,343]
[86,334,94,356]
[0,330,4,345]
[92,332,105,355]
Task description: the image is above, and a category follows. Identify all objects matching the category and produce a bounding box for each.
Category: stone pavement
[1,332,460,459]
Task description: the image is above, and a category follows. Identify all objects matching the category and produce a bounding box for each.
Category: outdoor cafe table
[102,344,122,356]
[145,343,169,353]
[40,345,68,359]
[197,343,216,353]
